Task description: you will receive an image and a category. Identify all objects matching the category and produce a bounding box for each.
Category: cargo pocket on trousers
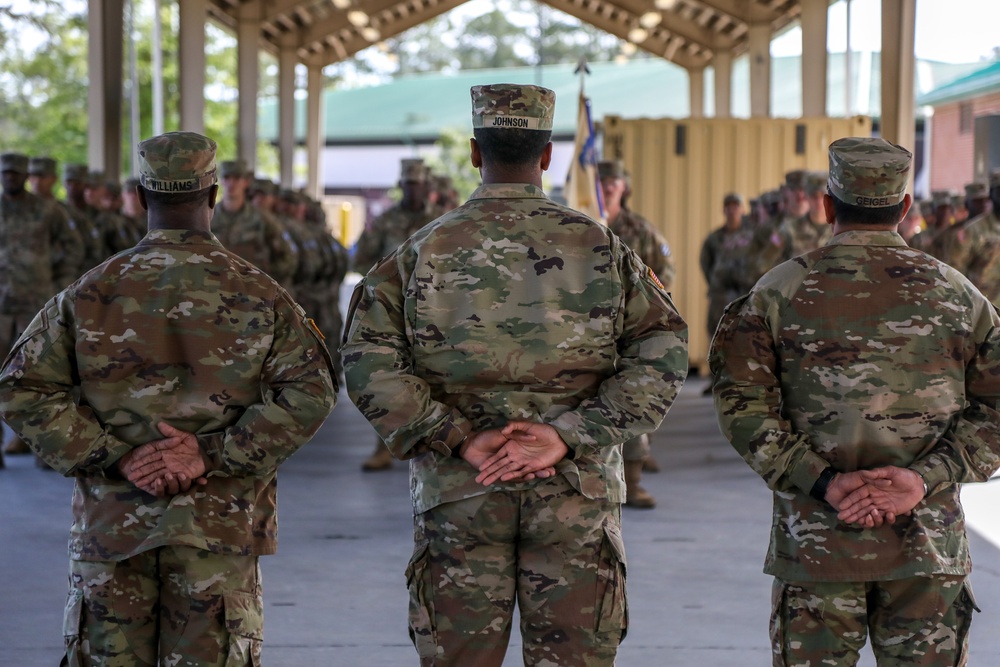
[60,588,85,667]
[223,591,263,667]
[954,580,981,666]
[595,520,628,646]
[405,541,438,659]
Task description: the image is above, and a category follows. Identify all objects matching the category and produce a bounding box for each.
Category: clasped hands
[826,466,927,528]
[116,422,210,498]
[460,421,569,486]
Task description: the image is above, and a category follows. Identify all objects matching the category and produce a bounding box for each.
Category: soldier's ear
[137,186,148,212]
[539,142,553,172]
[207,184,219,210]
[469,138,482,169]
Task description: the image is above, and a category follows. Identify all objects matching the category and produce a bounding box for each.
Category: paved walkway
[2,378,999,666]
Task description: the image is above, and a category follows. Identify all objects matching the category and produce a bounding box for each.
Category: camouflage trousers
[61,546,262,667]
[622,434,650,462]
[771,575,979,666]
[407,475,628,667]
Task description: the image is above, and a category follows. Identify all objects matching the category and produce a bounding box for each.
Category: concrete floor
[2,377,999,666]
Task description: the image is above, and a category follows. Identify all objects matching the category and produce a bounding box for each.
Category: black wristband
[809,467,837,503]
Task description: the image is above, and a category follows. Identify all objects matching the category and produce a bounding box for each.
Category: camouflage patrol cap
[28,156,57,177]
[219,158,249,178]
[597,160,626,180]
[470,83,555,131]
[0,153,28,174]
[965,182,989,199]
[86,171,105,189]
[105,181,122,198]
[931,190,956,209]
[400,158,427,183]
[805,171,828,196]
[251,178,278,196]
[827,137,911,208]
[136,131,218,193]
[784,169,808,190]
[723,192,744,206]
[64,163,88,181]
[761,189,782,206]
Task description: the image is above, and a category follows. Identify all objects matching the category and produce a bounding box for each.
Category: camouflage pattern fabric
[212,201,297,287]
[350,202,436,275]
[0,229,337,561]
[828,137,910,207]
[408,476,625,667]
[957,211,1000,304]
[63,201,108,274]
[608,207,675,291]
[780,213,833,258]
[94,209,140,256]
[470,84,555,131]
[136,132,218,193]
[64,545,262,667]
[771,576,977,666]
[342,182,688,512]
[745,213,795,285]
[710,230,1000,583]
[700,224,754,337]
[0,190,83,317]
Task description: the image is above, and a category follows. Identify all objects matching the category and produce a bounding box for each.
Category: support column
[713,51,732,119]
[748,23,771,118]
[88,0,124,179]
[880,0,916,156]
[278,34,298,188]
[178,0,207,133]
[306,64,325,199]
[237,0,261,171]
[689,67,705,119]
[801,0,829,117]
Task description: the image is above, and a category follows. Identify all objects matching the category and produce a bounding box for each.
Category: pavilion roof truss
[207,0,809,71]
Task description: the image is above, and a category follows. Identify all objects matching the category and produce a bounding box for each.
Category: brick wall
[929,92,1000,192]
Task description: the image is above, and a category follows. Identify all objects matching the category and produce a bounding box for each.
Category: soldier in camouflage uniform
[744,170,812,284]
[87,172,137,256]
[352,157,437,471]
[933,182,991,271]
[700,192,748,346]
[598,158,675,507]
[786,170,834,255]
[909,190,956,259]
[120,176,148,242]
[62,163,107,274]
[0,153,83,462]
[342,84,688,667]
[0,132,336,666]
[212,159,297,288]
[955,171,1000,303]
[710,137,998,666]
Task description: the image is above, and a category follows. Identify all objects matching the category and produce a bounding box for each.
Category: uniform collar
[468,183,548,200]
[140,229,222,246]
[828,229,907,247]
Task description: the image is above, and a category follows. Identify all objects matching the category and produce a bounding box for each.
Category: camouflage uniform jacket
[957,211,1000,303]
[782,213,833,257]
[0,229,337,561]
[700,225,748,291]
[342,183,689,514]
[351,203,435,275]
[63,201,107,274]
[212,202,297,286]
[608,207,675,290]
[0,191,84,314]
[710,230,1000,582]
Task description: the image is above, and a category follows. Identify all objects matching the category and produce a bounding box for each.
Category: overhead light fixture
[614,54,629,65]
[627,27,648,43]
[361,26,381,42]
[621,42,638,56]
[331,0,351,8]
[347,10,368,26]
[639,12,662,28]
[654,0,677,9]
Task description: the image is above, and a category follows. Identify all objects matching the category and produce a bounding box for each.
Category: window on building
[960,102,974,135]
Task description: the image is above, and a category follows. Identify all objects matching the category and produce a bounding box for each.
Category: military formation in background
[598,158,674,508]
[351,157,459,472]
[0,151,349,469]
[700,167,1000,350]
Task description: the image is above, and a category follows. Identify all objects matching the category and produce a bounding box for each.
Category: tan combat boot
[624,460,656,509]
[642,454,660,473]
[361,441,394,472]
[3,435,30,455]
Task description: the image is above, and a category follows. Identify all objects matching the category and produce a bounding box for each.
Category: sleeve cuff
[789,449,835,496]
[428,414,473,457]
[909,459,951,496]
